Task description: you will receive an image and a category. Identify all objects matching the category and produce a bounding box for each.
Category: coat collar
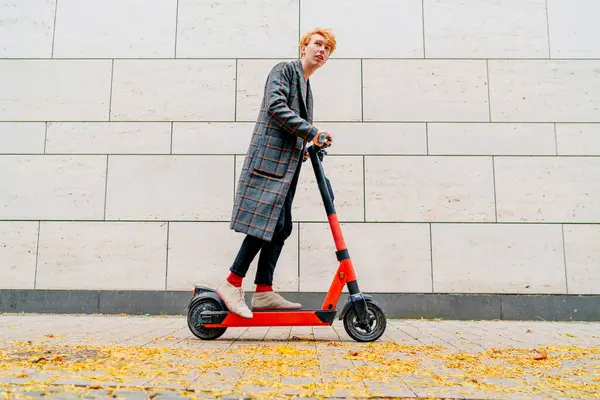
[293,59,310,118]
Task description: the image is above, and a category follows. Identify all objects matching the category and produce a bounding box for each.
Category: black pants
[230,161,301,285]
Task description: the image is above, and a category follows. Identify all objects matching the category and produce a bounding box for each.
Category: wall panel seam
[50,0,59,58]
[34,221,41,290]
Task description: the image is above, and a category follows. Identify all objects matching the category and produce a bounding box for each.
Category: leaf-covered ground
[1,314,599,399]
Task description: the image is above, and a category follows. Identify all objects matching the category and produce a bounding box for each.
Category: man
[217,28,336,318]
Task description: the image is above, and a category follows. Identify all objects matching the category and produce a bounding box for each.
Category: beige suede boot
[216,280,253,318]
[251,291,302,310]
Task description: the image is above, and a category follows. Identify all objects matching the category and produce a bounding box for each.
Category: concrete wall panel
[0,156,106,220]
[424,0,549,58]
[365,156,495,222]
[110,60,235,121]
[363,60,489,122]
[547,0,600,58]
[563,224,600,295]
[0,123,46,154]
[489,60,600,122]
[495,157,600,223]
[46,123,171,154]
[176,0,298,58]
[556,124,600,156]
[36,222,167,290]
[53,0,177,58]
[432,224,566,294]
[0,60,112,121]
[0,0,55,58]
[0,222,39,289]
[428,123,556,155]
[105,155,234,221]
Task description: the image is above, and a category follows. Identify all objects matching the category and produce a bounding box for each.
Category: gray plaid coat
[230,59,319,242]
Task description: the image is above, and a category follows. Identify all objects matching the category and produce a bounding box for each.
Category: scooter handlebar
[317,132,330,148]
[318,132,328,143]
[312,132,330,158]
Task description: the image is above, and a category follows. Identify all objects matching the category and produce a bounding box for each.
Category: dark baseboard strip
[0,290,598,321]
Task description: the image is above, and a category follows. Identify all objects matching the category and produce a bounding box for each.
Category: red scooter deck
[204,309,336,328]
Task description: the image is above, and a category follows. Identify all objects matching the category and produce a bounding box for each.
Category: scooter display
[186,133,387,342]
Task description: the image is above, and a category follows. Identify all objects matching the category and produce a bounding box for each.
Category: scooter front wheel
[343,301,387,342]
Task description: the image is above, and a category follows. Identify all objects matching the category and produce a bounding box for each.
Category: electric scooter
[186,133,387,342]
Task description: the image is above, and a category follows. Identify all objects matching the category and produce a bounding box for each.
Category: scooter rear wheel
[343,301,387,342]
[187,297,227,340]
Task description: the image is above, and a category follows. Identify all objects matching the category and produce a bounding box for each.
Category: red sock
[255,284,273,292]
[227,272,243,287]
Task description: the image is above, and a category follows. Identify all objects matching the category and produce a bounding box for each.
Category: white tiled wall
[36,222,168,290]
[363,60,490,122]
[0,60,112,121]
[1,0,598,295]
[110,60,236,121]
[423,0,550,58]
[52,0,178,58]
[431,224,566,294]
[0,155,107,220]
[488,60,600,122]
[0,0,56,58]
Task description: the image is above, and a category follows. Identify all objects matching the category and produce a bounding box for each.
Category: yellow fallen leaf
[533,348,548,360]
[290,335,311,341]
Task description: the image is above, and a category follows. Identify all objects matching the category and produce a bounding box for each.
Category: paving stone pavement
[1,313,599,399]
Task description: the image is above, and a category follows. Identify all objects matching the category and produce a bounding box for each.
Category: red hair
[300,28,336,54]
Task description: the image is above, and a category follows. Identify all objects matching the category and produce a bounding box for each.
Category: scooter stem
[308,144,336,217]
[307,144,366,314]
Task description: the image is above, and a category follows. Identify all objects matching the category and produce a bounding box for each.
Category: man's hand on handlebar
[312,131,333,147]
[303,131,332,162]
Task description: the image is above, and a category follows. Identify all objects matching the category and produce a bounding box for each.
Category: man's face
[301,34,331,68]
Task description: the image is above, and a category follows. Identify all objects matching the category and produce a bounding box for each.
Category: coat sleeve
[265,62,319,143]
